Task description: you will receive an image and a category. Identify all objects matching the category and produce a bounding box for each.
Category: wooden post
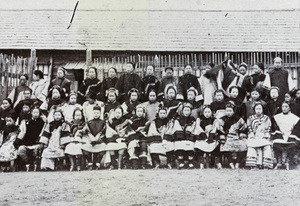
[29,49,36,82]
[86,49,92,79]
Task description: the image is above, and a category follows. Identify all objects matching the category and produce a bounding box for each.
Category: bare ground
[1,169,300,206]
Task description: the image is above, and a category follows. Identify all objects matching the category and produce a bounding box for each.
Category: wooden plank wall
[92,51,300,82]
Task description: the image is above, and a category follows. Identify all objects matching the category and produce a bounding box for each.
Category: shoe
[285,163,289,170]
[199,164,204,170]
[274,163,282,170]
[26,164,30,172]
[109,165,114,170]
[96,163,101,170]
[87,163,93,170]
[216,163,222,169]
[188,163,194,169]
[167,163,172,169]
[154,164,160,170]
[235,163,240,169]
[70,166,74,172]
[178,163,185,170]
[77,166,81,172]
[229,163,235,169]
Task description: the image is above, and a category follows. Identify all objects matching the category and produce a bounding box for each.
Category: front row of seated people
[0,84,299,172]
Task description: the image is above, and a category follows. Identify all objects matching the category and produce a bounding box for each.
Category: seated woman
[0,113,19,172]
[246,103,273,170]
[271,102,300,170]
[218,101,248,169]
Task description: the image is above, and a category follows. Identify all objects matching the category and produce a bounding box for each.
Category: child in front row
[218,102,248,169]
[130,105,148,169]
[145,106,169,169]
[0,113,19,172]
[172,102,197,169]
[194,106,221,169]
[210,90,226,119]
[64,108,85,171]
[106,107,135,170]
[40,109,70,170]
[76,105,106,170]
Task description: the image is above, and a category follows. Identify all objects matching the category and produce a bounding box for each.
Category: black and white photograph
[0,0,299,205]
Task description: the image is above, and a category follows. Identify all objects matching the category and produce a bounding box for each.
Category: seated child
[130,105,148,169]
[104,88,120,121]
[141,90,160,122]
[162,85,181,120]
[218,101,248,169]
[144,106,169,169]
[245,89,266,119]
[0,113,19,172]
[227,86,246,120]
[172,102,197,169]
[264,87,282,118]
[16,101,32,125]
[121,88,141,119]
[210,90,226,119]
[181,87,202,119]
[76,105,106,170]
[106,107,135,170]
[246,103,273,169]
[63,91,82,123]
[82,90,104,122]
[194,105,221,169]
[64,108,85,171]
[40,109,70,170]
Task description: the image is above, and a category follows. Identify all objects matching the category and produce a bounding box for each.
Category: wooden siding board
[0,10,299,52]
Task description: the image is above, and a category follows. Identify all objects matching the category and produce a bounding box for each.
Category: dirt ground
[1,169,300,206]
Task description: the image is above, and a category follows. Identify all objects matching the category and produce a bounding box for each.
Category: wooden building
[0,9,299,95]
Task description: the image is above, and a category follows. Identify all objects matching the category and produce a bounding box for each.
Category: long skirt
[0,141,17,162]
[41,133,65,170]
[65,143,83,155]
[105,142,127,151]
[149,142,166,155]
[245,145,273,168]
[194,140,219,153]
[220,135,247,152]
[81,143,106,153]
[174,140,194,151]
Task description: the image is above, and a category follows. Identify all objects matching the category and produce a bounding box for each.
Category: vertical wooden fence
[91,51,300,85]
[0,54,37,103]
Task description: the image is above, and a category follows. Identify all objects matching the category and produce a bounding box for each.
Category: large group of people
[0,57,299,172]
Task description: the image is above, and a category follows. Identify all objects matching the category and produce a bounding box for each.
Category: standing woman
[78,67,100,104]
[8,74,31,108]
[29,70,49,105]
